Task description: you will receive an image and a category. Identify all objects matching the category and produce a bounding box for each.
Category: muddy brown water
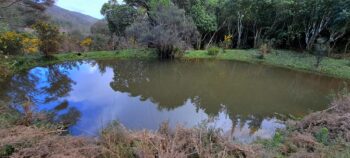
[0,59,347,143]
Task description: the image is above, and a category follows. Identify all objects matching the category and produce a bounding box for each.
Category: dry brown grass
[0,126,101,158]
[100,122,263,158]
[2,94,350,157]
[296,95,350,141]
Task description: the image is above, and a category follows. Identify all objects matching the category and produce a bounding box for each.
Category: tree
[126,4,199,59]
[33,21,60,57]
[101,1,138,36]
[90,20,113,51]
[327,0,350,55]
[220,0,251,48]
[173,0,218,48]
[100,0,350,54]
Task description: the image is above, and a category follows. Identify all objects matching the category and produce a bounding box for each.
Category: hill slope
[46,5,98,35]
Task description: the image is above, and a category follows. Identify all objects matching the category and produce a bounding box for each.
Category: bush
[80,37,93,52]
[0,145,15,157]
[257,43,271,59]
[0,32,39,55]
[207,46,221,56]
[315,127,329,145]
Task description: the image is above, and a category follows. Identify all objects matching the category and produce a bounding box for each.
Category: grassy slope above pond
[1,49,349,81]
[0,49,156,80]
[184,49,350,80]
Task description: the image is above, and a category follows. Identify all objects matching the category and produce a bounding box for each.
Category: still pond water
[0,59,347,143]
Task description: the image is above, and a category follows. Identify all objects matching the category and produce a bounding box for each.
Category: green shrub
[207,46,221,56]
[315,127,329,145]
[272,132,283,147]
[0,145,15,157]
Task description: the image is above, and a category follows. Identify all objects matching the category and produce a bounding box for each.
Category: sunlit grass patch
[185,49,350,79]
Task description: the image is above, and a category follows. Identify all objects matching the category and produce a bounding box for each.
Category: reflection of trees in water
[94,60,280,134]
[0,61,81,126]
[94,59,343,135]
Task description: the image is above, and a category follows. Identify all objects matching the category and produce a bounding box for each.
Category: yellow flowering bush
[0,32,24,55]
[223,34,232,49]
[0,31,39,55]
[22,37,40,54]
[80,37,93,52]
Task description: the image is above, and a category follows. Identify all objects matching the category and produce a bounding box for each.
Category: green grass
[1,48,350,81]
[0,49,156,80]
[184,49,350,80]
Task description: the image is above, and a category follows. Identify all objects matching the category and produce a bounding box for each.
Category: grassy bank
[1,49,349,81]
[0,49,156,80]
[184,49,350,80]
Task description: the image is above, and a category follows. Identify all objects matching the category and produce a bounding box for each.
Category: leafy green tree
[101,0,350,54]
[327,0,350,55]
[173,0,218,48]
[101,2,138,36]
[126,4,198,59]
[33,21,60,57]
[90,20,112,51]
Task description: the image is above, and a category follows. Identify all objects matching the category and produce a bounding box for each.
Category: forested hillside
[46,5,98,35]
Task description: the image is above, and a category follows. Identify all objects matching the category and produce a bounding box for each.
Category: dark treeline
[102,0,350,58]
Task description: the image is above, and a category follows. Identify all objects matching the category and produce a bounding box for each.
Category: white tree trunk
[236,12,243,49]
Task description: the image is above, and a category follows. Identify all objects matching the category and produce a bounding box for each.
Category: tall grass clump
[99,122,260,158]
[207,46,221,56]
[257,43,271,59]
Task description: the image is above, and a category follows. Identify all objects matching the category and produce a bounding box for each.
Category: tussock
[100,123,262,158]
[2,95,350,157]
[297,95,350,141]
[0,126,100,158]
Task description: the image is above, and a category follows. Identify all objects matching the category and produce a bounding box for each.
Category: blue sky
[56,0,113,19]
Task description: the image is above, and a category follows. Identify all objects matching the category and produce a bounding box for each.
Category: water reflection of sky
[29,62,286,143]
[5,59,344,144]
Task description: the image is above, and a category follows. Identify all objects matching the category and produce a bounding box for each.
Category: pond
[0,59,347,143]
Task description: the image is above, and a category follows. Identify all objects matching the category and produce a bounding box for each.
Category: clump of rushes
[207,46,221,56]
[258,43,271,59]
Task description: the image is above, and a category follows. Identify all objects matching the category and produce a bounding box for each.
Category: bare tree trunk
[197,33,209,50]
[328,27,347,56]
[254,28,262,48]
[345,38,350,55]
[236,12,243,49]
[206,20,227,49]
[305,15,330,51]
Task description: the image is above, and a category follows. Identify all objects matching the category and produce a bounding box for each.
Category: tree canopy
[101,0,350,57]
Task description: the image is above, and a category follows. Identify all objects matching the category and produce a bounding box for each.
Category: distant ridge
[46,5,99,36]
